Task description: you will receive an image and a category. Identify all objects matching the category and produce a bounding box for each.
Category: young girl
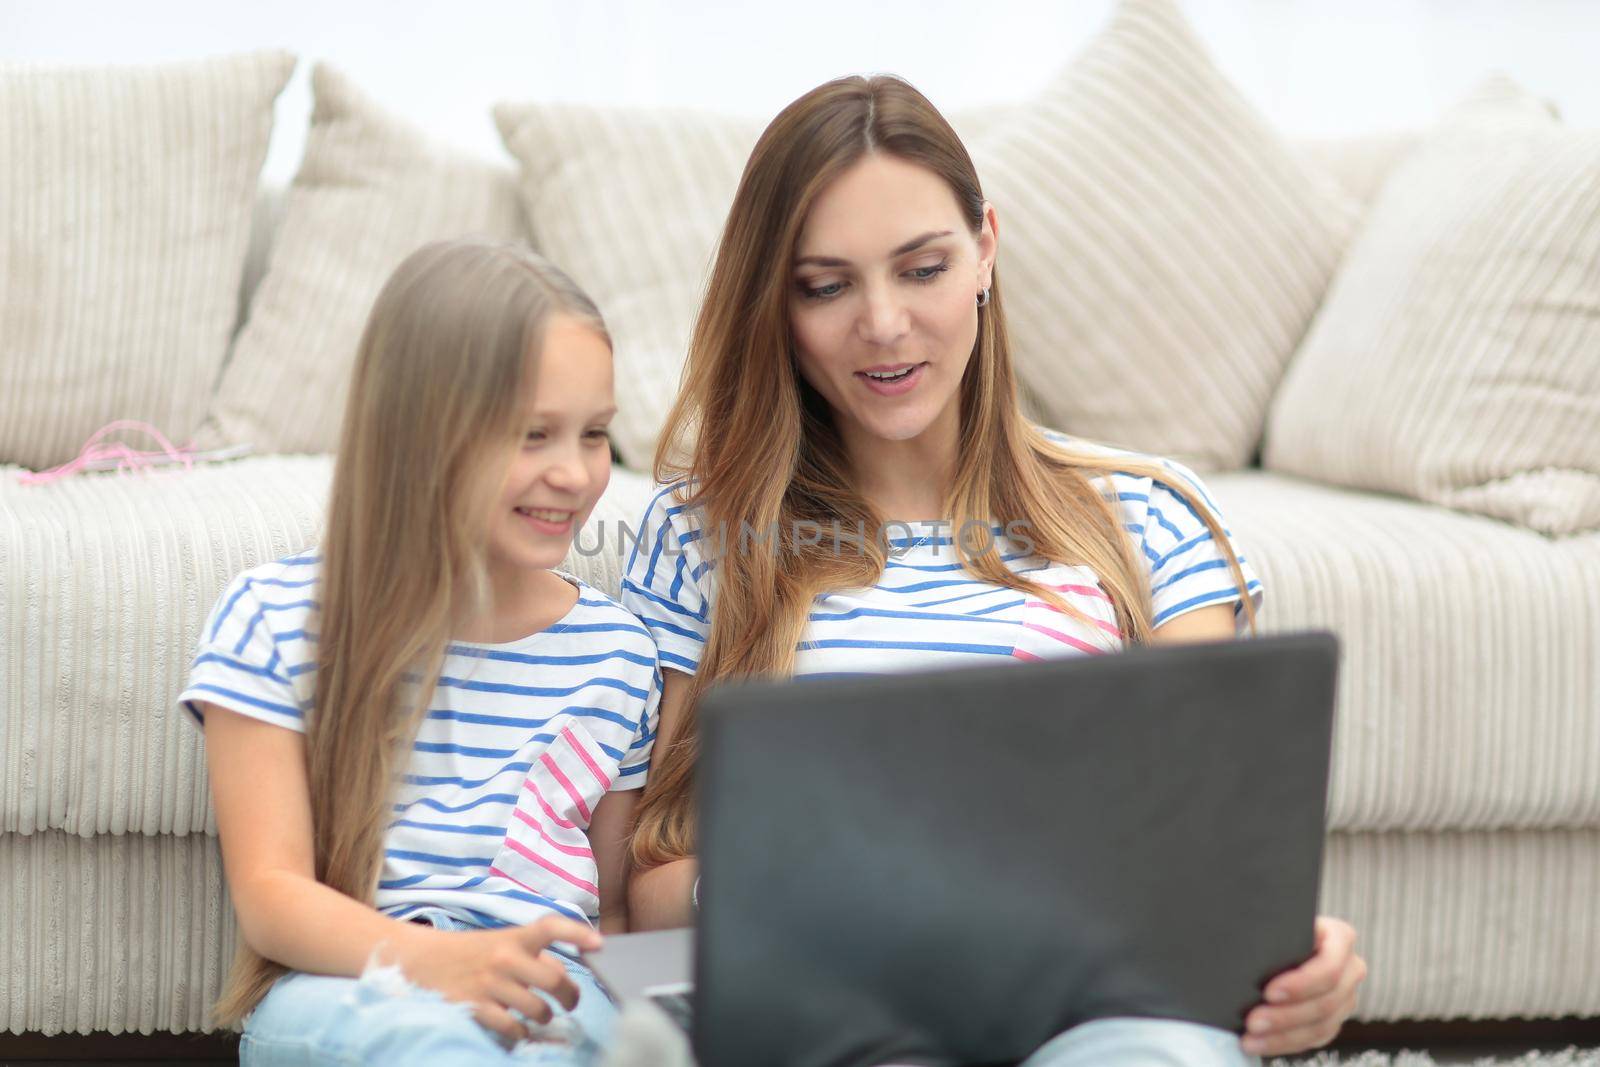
[180,239,659,1065]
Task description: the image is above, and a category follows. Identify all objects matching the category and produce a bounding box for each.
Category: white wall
[5,0,1596,186]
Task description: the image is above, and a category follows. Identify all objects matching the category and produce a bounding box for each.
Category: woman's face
[788,152,997,446]
[487,314,616,574]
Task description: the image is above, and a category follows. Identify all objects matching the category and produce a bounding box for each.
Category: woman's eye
[584,429,611,442]
[800,281,844,301]
[906,261,951,283]
[524,431,546,443]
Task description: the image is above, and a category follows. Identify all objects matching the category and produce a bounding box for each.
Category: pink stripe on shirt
[491,842,599,896]
[1022,621,1108,656]
[542,752,594,823]
[562,725,613,789]
[512,806,594,859]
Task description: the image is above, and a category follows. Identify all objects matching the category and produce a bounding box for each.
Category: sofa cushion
[1210,468,1600,831]
[0,52,294,471]
[1263,76,1600,536]
[0,456,660,838]
[495,0,1357,473]
[196,63,529,457]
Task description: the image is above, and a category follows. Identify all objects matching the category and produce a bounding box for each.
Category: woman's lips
[856,362,927,396]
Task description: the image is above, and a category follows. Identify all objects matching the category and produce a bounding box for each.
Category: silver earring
[976,286,991,308]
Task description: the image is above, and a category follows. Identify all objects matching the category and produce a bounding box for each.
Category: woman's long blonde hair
[210,238,610,1027]
[629,75,1257,868]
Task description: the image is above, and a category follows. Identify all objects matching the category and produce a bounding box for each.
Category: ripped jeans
[239,910,617,1066]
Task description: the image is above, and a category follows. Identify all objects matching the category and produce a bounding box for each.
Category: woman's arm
[202,701,438,975]
[626,668,701,930]
[1148,602,1235,644]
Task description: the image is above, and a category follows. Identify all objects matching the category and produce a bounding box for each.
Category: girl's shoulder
[1033,426,1213,501]
[550,570,659,645]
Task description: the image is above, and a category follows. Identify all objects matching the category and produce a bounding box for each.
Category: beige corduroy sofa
[4,2,1598,1042]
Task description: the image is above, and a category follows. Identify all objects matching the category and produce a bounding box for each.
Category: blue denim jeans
[239,911,618,1067]
[1015,1016,1261,1066]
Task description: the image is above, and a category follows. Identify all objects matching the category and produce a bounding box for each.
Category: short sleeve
[611,664,662,790]
[1120,459,1265,634]
[178,573,307,732]
[619,481,711,675]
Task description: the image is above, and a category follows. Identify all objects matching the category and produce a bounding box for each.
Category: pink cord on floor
[16,420,199,486]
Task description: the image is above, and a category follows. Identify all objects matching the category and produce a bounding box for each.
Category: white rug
[1276,1051,1600,1066]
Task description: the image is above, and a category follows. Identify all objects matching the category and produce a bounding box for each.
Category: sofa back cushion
[0,52,294,470]
[1264,77,1600,536]
[198,63,528,456]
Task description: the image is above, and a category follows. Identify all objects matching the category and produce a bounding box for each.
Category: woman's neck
[838,404,960,522]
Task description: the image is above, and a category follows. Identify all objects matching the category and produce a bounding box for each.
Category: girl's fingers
[489,977,556,1027]
[499,942,582,1011]
[472,1001,532,1044]
[523,917,602,954]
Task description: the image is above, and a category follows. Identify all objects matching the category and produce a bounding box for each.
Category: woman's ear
[979,200,999,289]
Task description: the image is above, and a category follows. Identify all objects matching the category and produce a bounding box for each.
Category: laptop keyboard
[648,990,694,1033]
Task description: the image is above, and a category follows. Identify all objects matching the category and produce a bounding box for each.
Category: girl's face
[488,314,616,574]
[788,152,996,446]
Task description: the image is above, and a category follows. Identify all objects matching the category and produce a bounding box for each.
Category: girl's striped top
[620,429,1264,677]
[178,552,661,930]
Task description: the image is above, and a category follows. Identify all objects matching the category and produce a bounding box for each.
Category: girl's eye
[584,429,611,443]
[524,431,546,443]
[907,260,951,283]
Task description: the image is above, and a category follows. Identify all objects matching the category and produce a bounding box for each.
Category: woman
[619,75,1365,1063]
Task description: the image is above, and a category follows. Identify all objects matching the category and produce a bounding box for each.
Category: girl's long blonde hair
[629,75,1256,869]
[211,238,610,1027]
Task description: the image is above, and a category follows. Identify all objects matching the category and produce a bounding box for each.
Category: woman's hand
[1241,916,1367,1056]
[393,916,603,1044]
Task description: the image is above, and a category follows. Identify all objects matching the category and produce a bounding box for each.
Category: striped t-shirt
[620,430,1263,677]
[179,552,661,930]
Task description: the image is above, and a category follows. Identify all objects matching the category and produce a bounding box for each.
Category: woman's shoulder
[1032,425,1213,500]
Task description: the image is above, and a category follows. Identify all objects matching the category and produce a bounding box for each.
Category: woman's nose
[856,284,910,347]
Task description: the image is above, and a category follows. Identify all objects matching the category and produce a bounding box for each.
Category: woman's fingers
[1263,917,1357,1004]
[1242,987,1359,1056]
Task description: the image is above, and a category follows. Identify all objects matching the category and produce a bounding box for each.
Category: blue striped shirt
[620,429,1263,677]
[179,553,661,929]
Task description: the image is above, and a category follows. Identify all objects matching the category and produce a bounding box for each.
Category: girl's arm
[201,700,435,976]
[588,789,639,934]
[626,668,700,930]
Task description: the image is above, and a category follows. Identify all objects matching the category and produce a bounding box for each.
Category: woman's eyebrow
[793,229,954,268]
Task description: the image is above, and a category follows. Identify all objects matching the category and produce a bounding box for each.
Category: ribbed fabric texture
[0,52,295,471]
[1210,469,1600,831]
[973,0,1358,472]
[0,831,234,1035]
[5,828,1595,1034]
[492,100,764,470]
[0,457,660,838]
[1264,77,1600,536]
[5,460,1595,839]
[198,63,529,456]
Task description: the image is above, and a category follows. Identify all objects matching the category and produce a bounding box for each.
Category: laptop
[585,631,1339,1067]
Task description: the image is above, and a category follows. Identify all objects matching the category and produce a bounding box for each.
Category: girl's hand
[1241,916,1367,1056]
[394,916,603,1044]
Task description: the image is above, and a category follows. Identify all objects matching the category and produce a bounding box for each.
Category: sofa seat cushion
[1211,470,1600,831]
[0,456,660,838]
